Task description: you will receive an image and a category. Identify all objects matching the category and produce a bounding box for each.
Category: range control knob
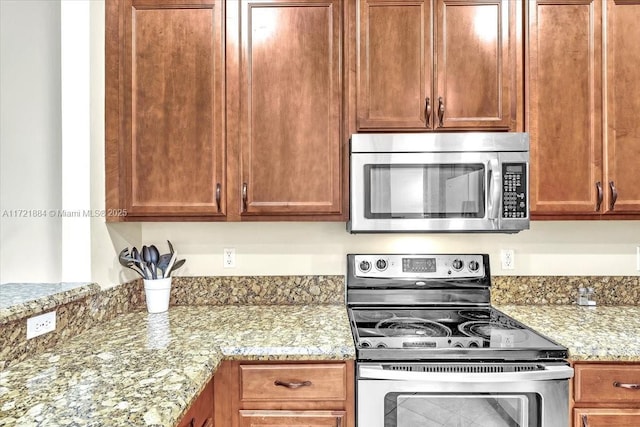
[375,259,388,271]
[468,260,480,272]
[359,260,372,273]
[451,259,464,271]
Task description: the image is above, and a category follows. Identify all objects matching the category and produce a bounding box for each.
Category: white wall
[141,221,640,277]
[0,0,63,283]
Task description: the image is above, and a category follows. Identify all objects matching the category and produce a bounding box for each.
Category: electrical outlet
[501,249,515,270]
[224,248,235,268]
[26,311,56,339]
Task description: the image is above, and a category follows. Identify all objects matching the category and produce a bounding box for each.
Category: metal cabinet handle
[215,183,221,213]
[595,181,603,211]
[242,183,248,212]
[425,97,431,127]
[437,96,445,127]
[609,181,618,211]
[613,381,640,390]
[273,379,312,389]
[581,414,589,427]
[336,417,342,427]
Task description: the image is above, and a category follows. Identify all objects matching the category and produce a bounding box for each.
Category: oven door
[348,151,528,233]
[357,363,573,427]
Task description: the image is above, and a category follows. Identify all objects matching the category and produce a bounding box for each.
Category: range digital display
[402,257,436,273]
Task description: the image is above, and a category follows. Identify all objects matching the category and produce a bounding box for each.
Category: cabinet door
[434,0,515,130]
[357,0,431,129]
[574,409,640,427]
[604,0,640,214]
[238,0,342,217]
[119,0,225,218]
[239,410,345,427]
[178,379,215,427]
[528,0,603,216]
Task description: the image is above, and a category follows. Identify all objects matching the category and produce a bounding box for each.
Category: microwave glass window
[383,392,538,427]
[366,164,485,218]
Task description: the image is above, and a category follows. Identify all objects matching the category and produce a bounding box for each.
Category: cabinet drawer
[574,364,640,404]
[574,409,640,427]
[240,364,346,401]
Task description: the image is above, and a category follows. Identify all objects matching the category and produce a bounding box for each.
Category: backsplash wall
[134,221,640,283]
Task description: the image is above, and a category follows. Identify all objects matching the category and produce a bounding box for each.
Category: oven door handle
[487,158,502,221]
[359,364,574,382]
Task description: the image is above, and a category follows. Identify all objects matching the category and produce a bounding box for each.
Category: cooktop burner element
[346,254,569,360]
[375,317,452,338]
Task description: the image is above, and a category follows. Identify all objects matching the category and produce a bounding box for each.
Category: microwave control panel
[502,163,527,219]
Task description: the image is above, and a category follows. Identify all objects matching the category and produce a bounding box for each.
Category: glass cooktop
[349,307,567,357]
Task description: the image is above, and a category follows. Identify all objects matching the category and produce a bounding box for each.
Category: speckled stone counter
[497,305,640,361]
[0,283,100,324]
[0,305,355,427]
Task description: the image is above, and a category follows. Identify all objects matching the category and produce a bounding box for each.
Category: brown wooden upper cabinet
[106,0,226,220]
[528,0,640,218]
[356,0,520,131]
[233,0,344,219]
[106,0,346,221]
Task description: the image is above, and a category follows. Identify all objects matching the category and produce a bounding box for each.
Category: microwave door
[349,152,500,232]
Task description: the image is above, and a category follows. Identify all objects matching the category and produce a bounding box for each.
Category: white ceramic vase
[143,277,172,313]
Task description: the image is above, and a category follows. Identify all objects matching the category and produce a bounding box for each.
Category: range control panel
[502,163,527,219]
[352,254,486,279]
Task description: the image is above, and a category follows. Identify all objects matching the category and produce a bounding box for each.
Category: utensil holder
[143,277,171,313]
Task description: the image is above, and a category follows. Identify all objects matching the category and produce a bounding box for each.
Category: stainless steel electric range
[346,254,574,427]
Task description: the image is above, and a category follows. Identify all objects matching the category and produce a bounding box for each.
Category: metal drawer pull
[274,379,312,389]
[242,183,248,212]
[609,181,618,211]
[336,417,341,427]
[613,381,640,390]
[425,97,431,127]
[595,181,603,211]
[437,96,445,127]
[215,183,221,213]
[581,414,588,427]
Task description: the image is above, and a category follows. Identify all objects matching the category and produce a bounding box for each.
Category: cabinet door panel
[357,0,430,129]
[435,0,513,129]
[605,0,640,214]
[124,0,225,217]
[574,409,640,427]
[239,0,342,216]
[528,0,603,215]
[239,410,345,427]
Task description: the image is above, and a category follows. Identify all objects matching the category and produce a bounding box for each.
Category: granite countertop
[0,282,100,325]
[497,305,640,362]
[0,305,355,427]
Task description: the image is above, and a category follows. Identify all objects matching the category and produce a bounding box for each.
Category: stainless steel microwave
[348,133,530,233]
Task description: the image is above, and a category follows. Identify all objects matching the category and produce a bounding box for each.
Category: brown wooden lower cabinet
[573,408,640,427]
[178,377,215,427]
[239,410,345,427]
[214,360,355,427]
[572,362,640,427]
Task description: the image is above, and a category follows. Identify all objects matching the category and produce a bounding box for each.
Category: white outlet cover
[500,249,515,270]
[224,248,235,268]
[26,311,56,339]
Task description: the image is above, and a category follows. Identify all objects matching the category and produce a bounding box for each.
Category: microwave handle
[487,158,501,220]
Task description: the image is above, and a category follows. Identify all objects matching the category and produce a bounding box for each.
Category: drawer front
[574,364,640,404]
[240,363,346,401]
[574,409,640,427]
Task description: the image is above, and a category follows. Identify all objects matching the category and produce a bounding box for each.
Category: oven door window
[384,392,539,427]
[365,164,486,219]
